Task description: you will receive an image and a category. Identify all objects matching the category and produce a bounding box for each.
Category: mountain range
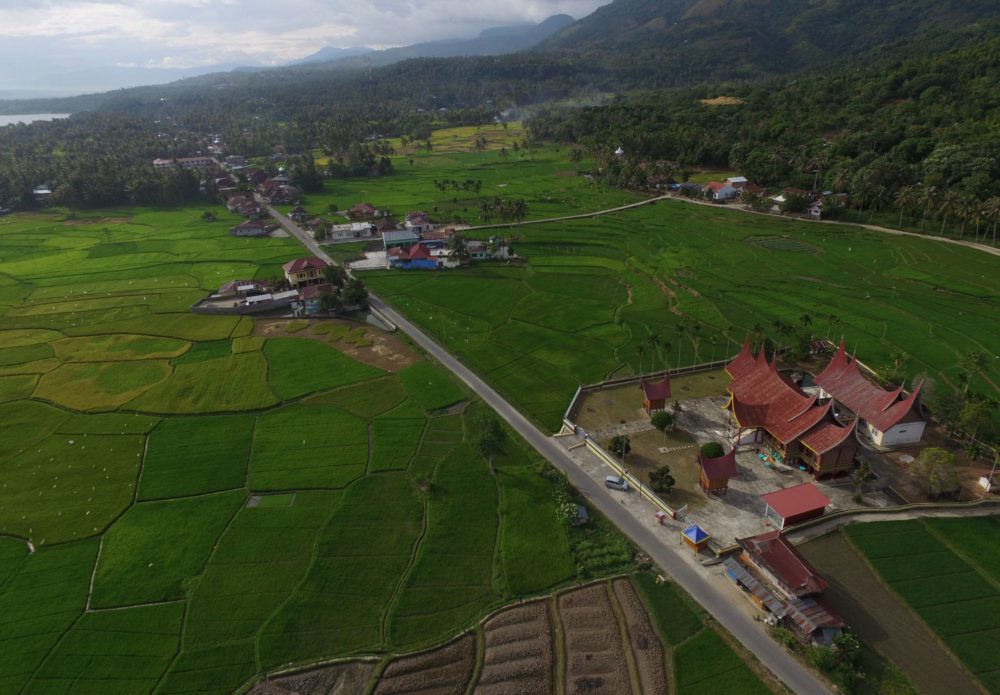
[3,0,1000,115]
[292,15,574,69]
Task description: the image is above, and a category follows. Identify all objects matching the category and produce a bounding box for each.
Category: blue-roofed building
[681,524,711,553]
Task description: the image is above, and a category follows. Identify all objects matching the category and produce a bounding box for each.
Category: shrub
[649,465,676,494]
[650,411,673,430]
[700,441,725,458]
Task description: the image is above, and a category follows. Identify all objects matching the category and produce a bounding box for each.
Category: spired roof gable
[699,447,738,480]
[642,377,671,401]
[816,342,923,432]
[728,357,828,444]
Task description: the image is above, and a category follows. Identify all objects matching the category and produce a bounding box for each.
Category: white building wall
[871,420,926,448]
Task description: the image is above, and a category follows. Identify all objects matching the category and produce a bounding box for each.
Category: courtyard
[569,372,896,547]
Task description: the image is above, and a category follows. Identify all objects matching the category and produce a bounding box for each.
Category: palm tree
[938,189,961,235]
[917,185,939,231]
[984,197,1000,245]
[637,344,646,376]
[649,333,661,374]
[446,234,471,265]
[967,202,987,242]
[800,313,812,330]
[955,195,977,239]
[895,185,916,227]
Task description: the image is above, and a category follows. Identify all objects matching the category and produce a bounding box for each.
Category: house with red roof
[726,530,844,645]
[641,378,671,413]
[725,341,857,476]
[814,342,925,447]
[761,483,830,528]
[282,257,328,288]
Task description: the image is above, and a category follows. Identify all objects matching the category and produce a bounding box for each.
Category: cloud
[0,0,607,65]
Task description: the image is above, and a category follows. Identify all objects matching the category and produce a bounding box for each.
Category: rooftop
[762,483,831,520]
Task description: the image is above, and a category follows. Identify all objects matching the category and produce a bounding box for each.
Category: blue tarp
[682,524,710,543]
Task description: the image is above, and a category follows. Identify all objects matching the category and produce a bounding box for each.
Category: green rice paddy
[0,203,602,691]
[847,518,1000,693]
[363,195,1000,429]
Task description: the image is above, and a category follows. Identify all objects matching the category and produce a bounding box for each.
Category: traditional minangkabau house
[814,342,925,448]
[641,377,671,414]
[725,530,844,646]
[725,342,857,476]
[698,446,738,495]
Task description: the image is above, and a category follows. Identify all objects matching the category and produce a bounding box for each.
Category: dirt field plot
[256,318,418,372]
[254,661,376,694]
[374,634,476,695]
[802,531,982,695]
[613,579,668,695]
[559,583,633,695]
[475,599,555,695]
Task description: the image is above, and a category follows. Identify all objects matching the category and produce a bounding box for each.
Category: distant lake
[0,113,71,127]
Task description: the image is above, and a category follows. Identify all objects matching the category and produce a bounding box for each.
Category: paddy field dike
[0,207,636,694]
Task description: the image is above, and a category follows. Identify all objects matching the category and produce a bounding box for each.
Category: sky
[0,0,607,97]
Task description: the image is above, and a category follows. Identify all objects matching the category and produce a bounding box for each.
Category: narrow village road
[267,202,832,695]
[464,191,1000,258]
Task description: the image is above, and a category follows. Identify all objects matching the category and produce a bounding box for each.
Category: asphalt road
[268,202,830,694]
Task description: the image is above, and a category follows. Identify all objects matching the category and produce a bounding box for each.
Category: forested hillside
[530,32,1000,236]
[541,0,1000,82]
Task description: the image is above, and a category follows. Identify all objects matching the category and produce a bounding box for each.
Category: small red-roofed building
[699,446,739,495]
[282,257,328,288]
[641,378,671,413]
[761,483,830,529]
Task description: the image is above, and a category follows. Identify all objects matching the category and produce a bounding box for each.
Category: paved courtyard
[568,394,896,548]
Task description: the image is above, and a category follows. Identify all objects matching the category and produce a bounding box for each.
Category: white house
[726,176,749,189]
[814,342,926,448]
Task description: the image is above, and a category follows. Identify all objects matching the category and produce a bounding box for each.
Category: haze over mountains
[3,0,1000,114]
[293,15,574,68]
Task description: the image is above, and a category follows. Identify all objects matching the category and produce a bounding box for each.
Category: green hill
[541,0,1000,80]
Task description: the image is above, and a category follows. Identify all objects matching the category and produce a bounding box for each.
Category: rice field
[0,205,603,691]
[364,193,1000,430]
[846,518,1000,692]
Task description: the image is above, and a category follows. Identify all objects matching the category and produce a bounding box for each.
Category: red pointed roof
[642,378,671,401]
[815,342,923,432]
[699,447,738,480]
[728,357,829,444]
[799,413,857,455]
[725,339,758,380]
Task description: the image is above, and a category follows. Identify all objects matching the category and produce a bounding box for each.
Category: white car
[604,475,629,491]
